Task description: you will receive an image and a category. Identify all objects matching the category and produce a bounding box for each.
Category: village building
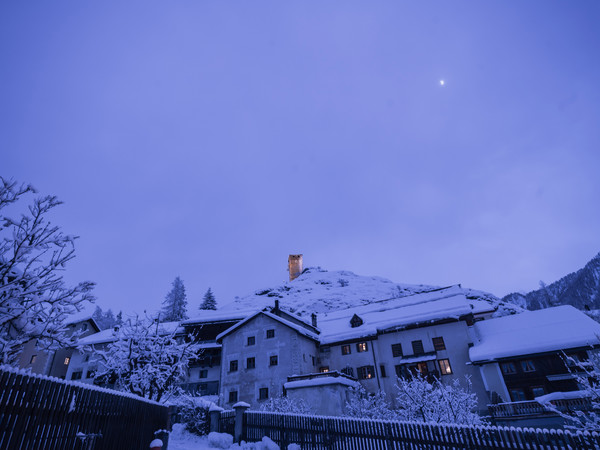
[469,305,600,427]
[17,314,100,379]
[216,301,320,407]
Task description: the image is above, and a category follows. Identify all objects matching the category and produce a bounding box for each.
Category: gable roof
[469,305,600,363]
[216,310,319,343]
[181,309,255,326]
[318,285,494,344]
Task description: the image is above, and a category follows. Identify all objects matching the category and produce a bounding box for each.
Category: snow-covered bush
[208,432,234,449]
[345,384,396,420]
[0,178,95,365]
[171,394,213,435]
[258,395,312,415]
[395,375,483,425]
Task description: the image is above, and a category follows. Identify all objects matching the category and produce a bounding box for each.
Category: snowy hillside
[221,267,514,317]
[502,252,600,311]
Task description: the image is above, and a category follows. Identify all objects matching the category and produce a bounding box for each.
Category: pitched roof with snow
[318,285,494,344]
[216,310,319,342]
[78,321,182,346]
[469,305,600,363]
[181,309,255,325]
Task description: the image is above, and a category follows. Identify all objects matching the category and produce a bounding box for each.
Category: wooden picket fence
[241,410,600,449]
[0,366,170,450]
[218,410,236,436]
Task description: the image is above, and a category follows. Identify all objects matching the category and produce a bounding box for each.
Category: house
[469,305,600,427]
[178,309,251,396]
[216,286,498,413]
[17,313,100,378]
[316,285,496,412]
[216,301,320,407]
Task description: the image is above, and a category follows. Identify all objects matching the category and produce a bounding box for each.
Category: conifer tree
[161,276,188,322]
[200,287,217,310]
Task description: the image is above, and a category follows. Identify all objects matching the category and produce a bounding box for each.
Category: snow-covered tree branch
[0,177,95,365]
[345,376,483,425]
[538,351,600,431]
[90,315,200,402]
[395,375,483,425]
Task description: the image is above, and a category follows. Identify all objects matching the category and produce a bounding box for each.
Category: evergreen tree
[161,276,188,322]
[200,287,217,310]
[115,311,123,326]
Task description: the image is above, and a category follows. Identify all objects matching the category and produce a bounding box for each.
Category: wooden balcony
[489,397,593,419]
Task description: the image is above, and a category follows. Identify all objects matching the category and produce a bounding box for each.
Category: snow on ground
[168,425,291,450]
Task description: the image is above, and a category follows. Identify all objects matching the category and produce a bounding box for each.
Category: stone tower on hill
[288,254,303,281]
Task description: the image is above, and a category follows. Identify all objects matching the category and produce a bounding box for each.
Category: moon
[440,80,445,86]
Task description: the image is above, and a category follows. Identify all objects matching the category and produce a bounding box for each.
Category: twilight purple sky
[2,1,600,314]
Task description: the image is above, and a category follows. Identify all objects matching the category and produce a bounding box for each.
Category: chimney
[311,313,317,328]
[274,299,280,312]
[288,254,303,281]
[113,326,120,332]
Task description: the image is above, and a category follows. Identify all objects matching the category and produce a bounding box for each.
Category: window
[64,357,70,365]
[356,342,368,353]
[509,388,526,402]
[500,362,517,375]
[380,365,387,378]
[269,355,278,366]
[82,323,88,331]
[199,370,208,378]
[341,345,351,355]
[416,362,429,375]
[311,356,316,366]
[357,366,375,380]
[411,340,424,355]
[341,366,354,377]
[229,391,238,403]
[432,337,446,351]
[438,359,452,375]
[247,357,256,369]
[350,314,363,328]
[521,360,536,373]
[319,366,329,373]
[259,388,269,400]
[531,386,545,397]
[71,371,83,380]
[391,343,403,357]
[29,355,37,364]
[229,360,238,372]
[247,336,255,346]
[266,329,275,339]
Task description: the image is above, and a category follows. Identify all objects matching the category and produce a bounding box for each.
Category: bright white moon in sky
[440,80,445,86]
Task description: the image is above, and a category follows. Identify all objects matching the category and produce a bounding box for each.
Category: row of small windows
[70,368,96,380]
[501,360,536,375]
[328,359,453,380]
[229,356,278,372]
[340,337,447,357]
[341,342,369,355]
[246,329,275,346]
[228,387,269,403]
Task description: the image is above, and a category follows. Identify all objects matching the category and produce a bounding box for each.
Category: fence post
[209,404,224,433]
[233,402,250,443]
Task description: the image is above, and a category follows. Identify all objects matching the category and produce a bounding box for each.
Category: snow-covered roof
[216,310,319,342]
[181,309,255,325]
[469,305,600,363]
[318,286,494,344]
[63,311,100,331]
[78,321,182,346]
[285,376,358,390]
